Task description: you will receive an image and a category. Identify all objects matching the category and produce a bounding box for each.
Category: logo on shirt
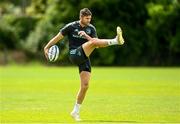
[77,51,81,56]
[86,28,91,35]
[74,29,79,32]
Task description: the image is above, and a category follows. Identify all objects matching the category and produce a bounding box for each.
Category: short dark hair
[80,8,92,17]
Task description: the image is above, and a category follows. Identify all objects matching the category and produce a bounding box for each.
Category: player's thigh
[82,41,96,56]
[79,59,91,86]
[78,59,91,73]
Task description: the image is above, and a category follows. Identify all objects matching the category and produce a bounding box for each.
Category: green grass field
[0,66,180,123]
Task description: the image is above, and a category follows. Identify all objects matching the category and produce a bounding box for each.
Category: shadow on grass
[81,120,139,123]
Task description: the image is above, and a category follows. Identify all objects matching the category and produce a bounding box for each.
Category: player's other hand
[78,31,93,41]
[78,31,87,37]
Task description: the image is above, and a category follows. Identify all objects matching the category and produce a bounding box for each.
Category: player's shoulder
[64,21,78,28]
[88,24,96,31]
[67,21,79,27]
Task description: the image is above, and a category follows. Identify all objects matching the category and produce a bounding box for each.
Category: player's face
[80,15,92,26]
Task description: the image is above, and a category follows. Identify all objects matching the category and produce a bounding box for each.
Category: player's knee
[81,81,89,91]
[89,39,99,47]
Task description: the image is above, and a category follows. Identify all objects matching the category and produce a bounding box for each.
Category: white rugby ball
[48,45,59,62]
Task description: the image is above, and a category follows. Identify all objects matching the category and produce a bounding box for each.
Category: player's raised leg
[82,26,125,57]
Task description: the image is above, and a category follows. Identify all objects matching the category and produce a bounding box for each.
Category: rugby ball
[48,45,59,62]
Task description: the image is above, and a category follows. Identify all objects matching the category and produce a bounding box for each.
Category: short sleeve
[60,23,71,36]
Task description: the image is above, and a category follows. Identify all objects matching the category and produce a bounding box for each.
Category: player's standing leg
[71,71,90,121]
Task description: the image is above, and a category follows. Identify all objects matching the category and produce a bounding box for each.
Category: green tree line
[0,0,179,66]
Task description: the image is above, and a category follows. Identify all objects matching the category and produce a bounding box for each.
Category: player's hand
[78,31,93,41]
[78,31,87,37]
[44,47,49,60]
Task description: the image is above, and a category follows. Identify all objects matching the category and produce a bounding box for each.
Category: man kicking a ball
[44,8,125,121]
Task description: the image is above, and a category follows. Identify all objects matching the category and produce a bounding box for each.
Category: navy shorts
[69,46,91,73]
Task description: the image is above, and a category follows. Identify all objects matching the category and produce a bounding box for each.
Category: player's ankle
[107,38,118,45]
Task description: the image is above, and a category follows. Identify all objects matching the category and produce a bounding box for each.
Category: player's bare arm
[44,32,64,59]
